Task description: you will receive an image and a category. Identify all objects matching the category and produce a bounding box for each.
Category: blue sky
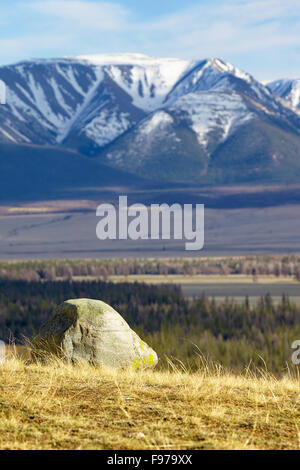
[1,0,300,81]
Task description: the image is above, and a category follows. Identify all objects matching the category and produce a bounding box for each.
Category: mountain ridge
[1,54,300,186]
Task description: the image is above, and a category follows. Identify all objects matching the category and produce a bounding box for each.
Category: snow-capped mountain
[1,53,300,185]
[0,54,193,148]
[267,78,300,110]
[99,57,300,182]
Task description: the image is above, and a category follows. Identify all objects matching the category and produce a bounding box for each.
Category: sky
[1,0,300,81]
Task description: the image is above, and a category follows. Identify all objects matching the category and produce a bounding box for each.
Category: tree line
[1,255,300,280]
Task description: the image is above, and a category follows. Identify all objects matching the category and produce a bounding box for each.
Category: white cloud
[220,0,300,23]
[139,0,300,55]
[30,0,129,31]
[1,0,300,79]
[124,0,300,79]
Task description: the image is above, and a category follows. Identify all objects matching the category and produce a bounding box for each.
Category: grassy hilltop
[0,357,299,450]
[0,256,299,450]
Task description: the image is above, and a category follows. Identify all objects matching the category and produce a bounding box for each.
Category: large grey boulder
[32,298,158,369]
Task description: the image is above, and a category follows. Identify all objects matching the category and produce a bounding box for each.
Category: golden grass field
[70,274,300,286]
[0,355,299,450]
[103,274,300,285]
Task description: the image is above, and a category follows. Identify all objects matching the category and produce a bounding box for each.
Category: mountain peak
[202,58,252,83]
[267,78,300,109]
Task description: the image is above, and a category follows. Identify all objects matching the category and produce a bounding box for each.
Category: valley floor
[0,359,299,450]
[1,204,300,259]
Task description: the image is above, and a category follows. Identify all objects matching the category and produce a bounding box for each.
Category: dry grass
[0,357,299,450]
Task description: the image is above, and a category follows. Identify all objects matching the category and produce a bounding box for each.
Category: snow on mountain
[140,111,174,135]
[168,91,253,147]
[0,54,194,147]
[76,53,193,111]
[0,53,299,164]
[165,58,268,104]
[96,57,300,183]
[0,60,100,144]
[267,78,300,109]
[103,89,255,174]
